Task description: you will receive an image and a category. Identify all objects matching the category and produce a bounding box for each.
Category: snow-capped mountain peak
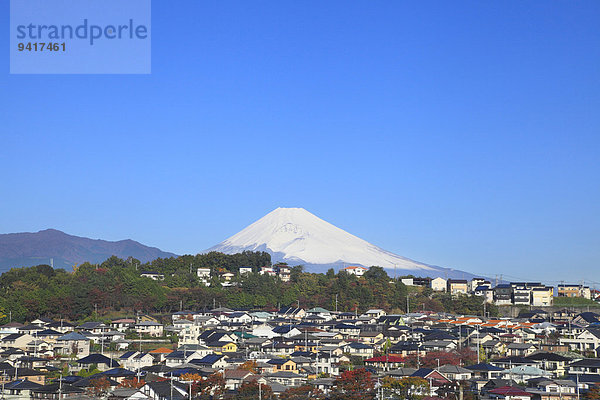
[205,207,473,278]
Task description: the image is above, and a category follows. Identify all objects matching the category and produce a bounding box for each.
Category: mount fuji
[206,207,476,279]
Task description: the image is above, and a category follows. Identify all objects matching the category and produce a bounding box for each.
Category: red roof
[149,347,173,354]
[365,356,405,363]
[489,386,532,397]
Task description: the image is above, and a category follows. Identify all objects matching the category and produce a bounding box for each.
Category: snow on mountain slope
[206,208,467,277]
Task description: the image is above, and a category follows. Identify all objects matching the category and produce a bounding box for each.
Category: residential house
[487,386,533,400]
[447,280,468,296]
[0,334,35,351]
[111,319,136,332]
[437,364,472,381]
[470,278,490,293]
[359,331,384,345]
[76,353,120,372]
[344,342,374,358]
[506,343,538,357]
[140,380,187,400]
[559,328,600,355]
[431,277,447,292]
[192,354,229,369]
[119,351,154,370]
[267,358,298,373]
[568,358,600,376]
[277,307,306,320]
[341,266,367,277]
[134,322,164,338]
[51,332,91,357]
[466,363,505,380]
[259,267,276,276]
[223,369,254,391]
[239,266,253,275]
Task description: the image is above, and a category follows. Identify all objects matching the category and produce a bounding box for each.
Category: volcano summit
[207,207,474,279]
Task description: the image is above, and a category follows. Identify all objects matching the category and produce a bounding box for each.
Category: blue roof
[411,368,434,378]
[4,379,43,390]
[348,342,373,349]
[77,354,119,367]
[193,354,224,365]
[273,325,297,334]
[119,351,137,359]
[169,367,202,377]
[267,358,288,365]
[56,332,90,341]
[466,363,504,371]
[99,368,136,377]
[334,323,358,329]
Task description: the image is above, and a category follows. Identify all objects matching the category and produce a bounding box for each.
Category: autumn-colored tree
[583,384,600,400]
[381,376,429,400]
[238,360,258,373]
[456,347,478,366]
[280,384,325,400]
[197,372,225,399]
[404,350,475,368]
[180,373,204,382]
[87,376,111,397]
[236,381,273,400]
[331,368,375,400]
[118,377,145,389]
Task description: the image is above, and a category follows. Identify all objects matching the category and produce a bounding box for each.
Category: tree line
[0,252,496,323]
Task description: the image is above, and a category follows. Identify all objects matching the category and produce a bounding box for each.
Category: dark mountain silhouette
[0,229,177,272]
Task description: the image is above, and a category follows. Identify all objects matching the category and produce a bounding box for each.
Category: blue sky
[2,1,599,283]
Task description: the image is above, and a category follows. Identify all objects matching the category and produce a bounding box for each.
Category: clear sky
[2,1,599,284]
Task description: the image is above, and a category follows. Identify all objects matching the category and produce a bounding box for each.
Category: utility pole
[476,328,480,362]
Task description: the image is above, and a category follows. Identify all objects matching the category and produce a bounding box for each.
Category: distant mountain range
[207,207,478,279]
[0,229,177,272]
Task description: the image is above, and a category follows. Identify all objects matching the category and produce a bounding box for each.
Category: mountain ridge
[0,228,177,272]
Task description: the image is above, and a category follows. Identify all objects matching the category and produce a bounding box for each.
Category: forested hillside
[0,252,496,322]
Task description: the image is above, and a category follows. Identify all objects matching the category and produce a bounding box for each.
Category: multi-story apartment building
[512,283,532,305]
[532,286,554,306]
[494,284,512,305]
[558,284,591,299]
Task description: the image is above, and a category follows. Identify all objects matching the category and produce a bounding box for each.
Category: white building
[341,266,367,277]
[260,267,276,276]
[197,268,211,286]
[134,321,164,337]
